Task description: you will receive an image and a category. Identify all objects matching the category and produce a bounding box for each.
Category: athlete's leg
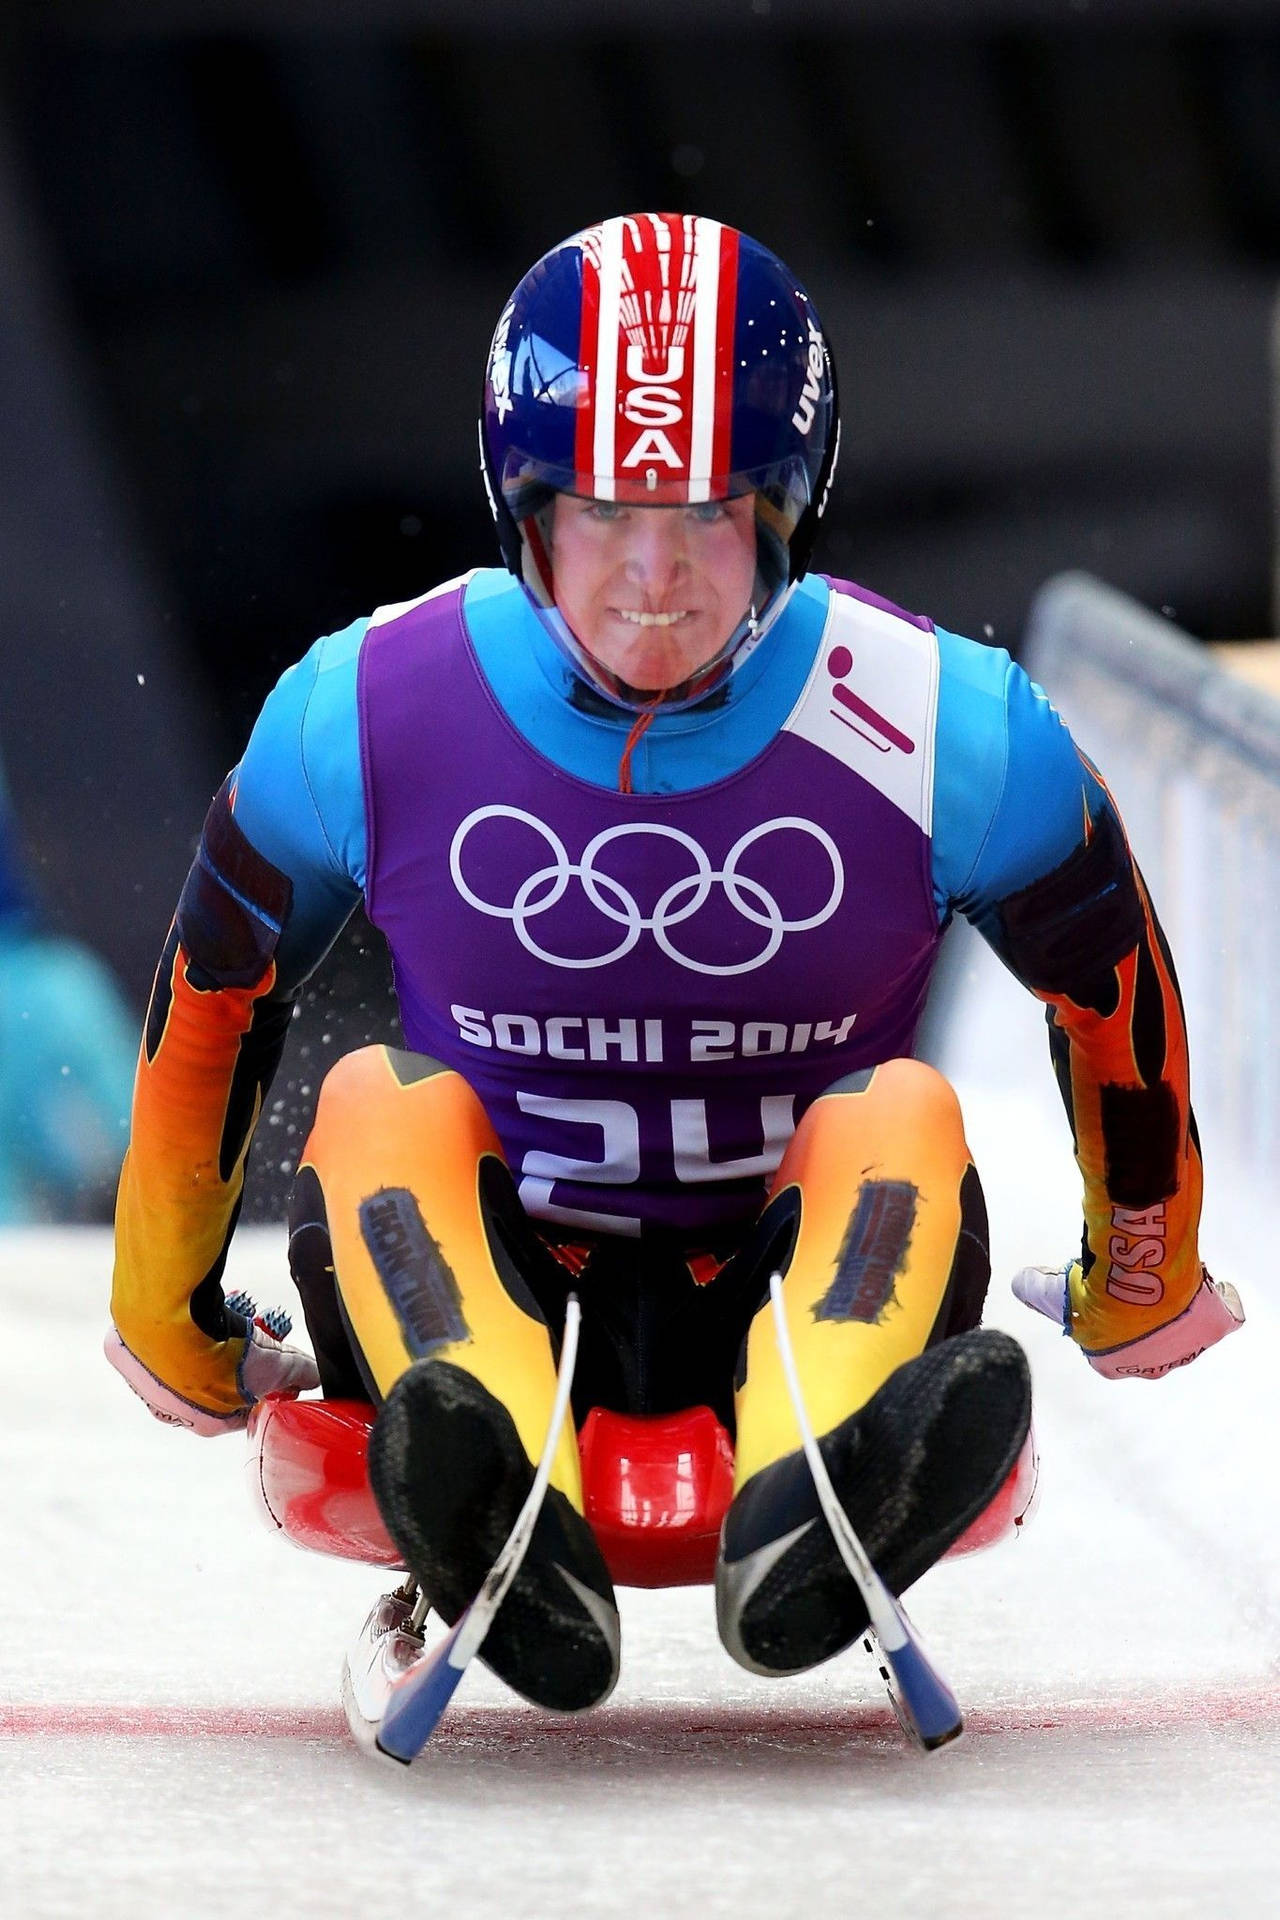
[732,1059,992,1482]
[555,1231,776,1431]
[296,1044,617,1710]
[717,1059,1031,1675]
[286,1164,369,1400]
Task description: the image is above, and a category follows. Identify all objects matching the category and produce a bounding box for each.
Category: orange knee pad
[299,1045,582,1503]
[734,1060,986,1485]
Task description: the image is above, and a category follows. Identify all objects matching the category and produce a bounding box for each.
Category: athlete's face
[549,494,757,693]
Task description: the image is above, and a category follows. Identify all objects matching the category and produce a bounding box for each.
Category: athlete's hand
[105,1295,319,1435]
[1012,1261,1243,1380]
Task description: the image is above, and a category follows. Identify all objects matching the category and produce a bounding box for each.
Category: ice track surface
[4,947,1280,1920]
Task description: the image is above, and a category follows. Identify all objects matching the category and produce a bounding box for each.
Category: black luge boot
[368,1359,620,1712]
[716,1327,1032,1676]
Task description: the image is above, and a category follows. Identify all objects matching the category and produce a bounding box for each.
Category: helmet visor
[499,449,814,611]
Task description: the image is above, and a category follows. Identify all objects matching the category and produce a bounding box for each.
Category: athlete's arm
[110,624,367,1423]
[934,632,1238,1375]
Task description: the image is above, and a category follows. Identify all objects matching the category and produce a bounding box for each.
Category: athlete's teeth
[616,611,688,627]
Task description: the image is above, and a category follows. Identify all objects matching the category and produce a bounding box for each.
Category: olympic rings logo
[448,806,845,976]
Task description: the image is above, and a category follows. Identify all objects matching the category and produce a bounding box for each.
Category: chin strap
[617,695,663,794]
[614,645,744,792]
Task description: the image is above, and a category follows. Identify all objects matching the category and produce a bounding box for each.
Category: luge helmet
[481,212,839,711]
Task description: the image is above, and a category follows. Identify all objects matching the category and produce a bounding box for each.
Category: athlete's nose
[622,509,687,598]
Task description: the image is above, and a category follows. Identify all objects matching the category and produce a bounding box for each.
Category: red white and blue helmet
[480,212,839,709]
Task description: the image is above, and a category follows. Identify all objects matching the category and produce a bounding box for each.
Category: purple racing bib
[360,576,941,1238]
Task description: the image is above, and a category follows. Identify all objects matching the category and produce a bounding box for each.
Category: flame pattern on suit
[111,779,293,1415]
[989,770,1203,1358]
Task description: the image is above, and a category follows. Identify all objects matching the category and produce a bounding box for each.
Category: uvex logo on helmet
[791,318,827,436]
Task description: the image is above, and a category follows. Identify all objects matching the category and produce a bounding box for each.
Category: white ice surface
[3,941,1279,1919]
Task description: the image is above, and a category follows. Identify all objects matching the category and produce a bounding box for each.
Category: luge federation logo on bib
[449,806,844,977]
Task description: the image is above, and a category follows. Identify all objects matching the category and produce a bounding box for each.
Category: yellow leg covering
[298,1045,583,1510]
[733,1059,980,1491]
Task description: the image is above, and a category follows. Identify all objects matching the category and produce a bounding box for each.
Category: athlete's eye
[688,502,729,524]
[585,501,625,523]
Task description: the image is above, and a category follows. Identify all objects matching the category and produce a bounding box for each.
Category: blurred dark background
[1,0,1277,1213]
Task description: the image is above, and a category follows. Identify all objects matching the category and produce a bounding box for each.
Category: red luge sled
[248,1397,401,1568]
[247,1394,1037,1587]
[577,1405,736,1587]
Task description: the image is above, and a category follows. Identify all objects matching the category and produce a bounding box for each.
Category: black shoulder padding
[991,806,1144,1010]
[176,777,294,990]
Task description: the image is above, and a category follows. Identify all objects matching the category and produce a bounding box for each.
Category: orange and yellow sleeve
[110,777,295,1415]
[992,791,1202,1358]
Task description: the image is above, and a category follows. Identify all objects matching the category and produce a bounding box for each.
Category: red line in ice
[0,1704,349,1739]
[4,1682,1280,1742]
